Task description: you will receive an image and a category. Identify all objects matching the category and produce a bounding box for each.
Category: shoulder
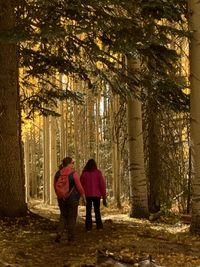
[81,170,89,177]
[80,171,85,178]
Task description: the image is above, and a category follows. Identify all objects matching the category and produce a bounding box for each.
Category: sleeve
[73,172,85,196]
[99,170,106,198]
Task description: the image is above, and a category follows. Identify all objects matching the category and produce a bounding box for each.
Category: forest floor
[1,201,200,267]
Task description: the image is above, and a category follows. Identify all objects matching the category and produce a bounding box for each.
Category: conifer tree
[0,0,27,216]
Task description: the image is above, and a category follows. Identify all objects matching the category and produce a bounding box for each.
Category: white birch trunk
[127,57,149,218]
[73,78,81,173]
[49,115,57,205]
[87,90,96,158]
[59,74,66,160]
[43,116,50,203]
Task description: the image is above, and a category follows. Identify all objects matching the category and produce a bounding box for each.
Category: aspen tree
[43,116,50,203]
[127,57,149,218]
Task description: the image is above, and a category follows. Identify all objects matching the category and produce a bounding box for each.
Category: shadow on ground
[0,202,200,267]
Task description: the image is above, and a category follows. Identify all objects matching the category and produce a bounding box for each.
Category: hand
[103,198,107,207]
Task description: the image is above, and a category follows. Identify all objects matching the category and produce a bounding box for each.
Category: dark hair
[83,159,97,172]
[59,156,73,170]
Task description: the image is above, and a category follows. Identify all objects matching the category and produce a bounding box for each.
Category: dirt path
[0,202,200,267]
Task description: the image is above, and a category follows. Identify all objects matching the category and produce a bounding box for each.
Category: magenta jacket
[80,169,106,198]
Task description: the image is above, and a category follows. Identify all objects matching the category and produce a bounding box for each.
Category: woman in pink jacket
[80,159,107,231]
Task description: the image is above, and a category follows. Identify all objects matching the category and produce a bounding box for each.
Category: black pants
[57,199,79,241]
[85,197,103,230]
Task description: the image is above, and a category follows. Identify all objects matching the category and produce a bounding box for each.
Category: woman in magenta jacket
[80,159,107,231]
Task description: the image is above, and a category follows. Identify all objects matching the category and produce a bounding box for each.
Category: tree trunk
[59,74,67,160]
[127,57,149,218]
[0,1,27,216]
[49,115,57,205]
[147,98,161,213]
[111,94,121,208]
[24,134,30,203]
[96,93,101,165]
[43,116,50,203]
[188,0,200,233]
[30,123,37,198]
[87,90,96,158]
[73,78,81,173]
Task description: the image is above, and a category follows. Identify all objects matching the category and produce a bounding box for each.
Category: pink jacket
[80,169,106,198]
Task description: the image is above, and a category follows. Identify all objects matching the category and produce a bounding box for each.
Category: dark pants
[57,199,79,241]
[85,197,103,230]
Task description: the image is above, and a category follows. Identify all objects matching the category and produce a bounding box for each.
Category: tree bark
[0,1,27,216]
[87,89,96,158]
[49,115,57,205]
[127,57,149,218]
[188,0,200,233]
[111,94,121,208]
[147,98,161,213]
[43,116,50,203]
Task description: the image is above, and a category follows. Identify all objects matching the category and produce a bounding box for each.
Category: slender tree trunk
[111,94,121,208]
[87,90,96,158]
[0,0,27,216]
[110,95,117,199]
[49,115,57,205]
[96,93,101,165]
[43,116,50,203]
[37,116,43,199]
[24,134,30,203]
[73,78,81,172]
[148,98,161,213]
[188,0,200,233]
[59,74,66,160]
[127,57,149,218]
[79,80,88,166]
[187,145,191,214]
[49,77,58,204]
[30,123,37,198]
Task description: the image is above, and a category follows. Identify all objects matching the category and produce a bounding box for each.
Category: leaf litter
[0,201,200,267]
